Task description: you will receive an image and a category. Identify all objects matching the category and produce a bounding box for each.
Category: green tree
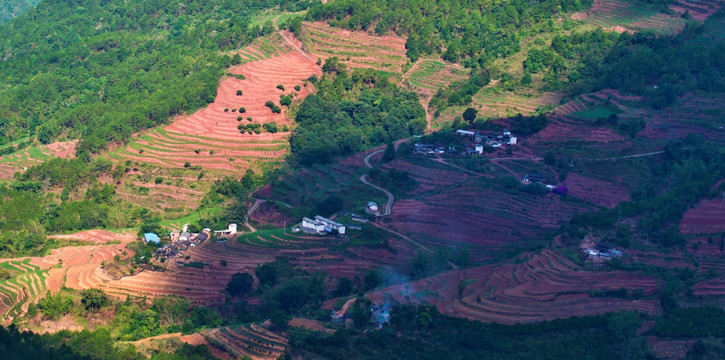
[462,108,478,125]
[381,142,396,163]
[545,150,556,166]
[226,272,254,297]
[81,288,108,311]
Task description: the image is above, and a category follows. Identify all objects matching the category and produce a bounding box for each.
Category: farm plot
[113,33,321,171]
[203,322,287,360]
[99,243,272,304]
[0,259,48,323]
[669,0,723,21]
[384,177,595,261]
[638,93,725,143]
[0,140,77,178]
[562,172,631,208]
[403,59,470,95]
[679,196,725,235]
[584,0,687,35]
[300,21,407,73]
[368,249,660,324]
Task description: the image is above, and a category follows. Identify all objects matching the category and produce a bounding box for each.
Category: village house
[301,216,346,235]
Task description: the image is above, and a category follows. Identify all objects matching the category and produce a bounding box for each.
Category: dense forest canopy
[290,67,426,166]
[0,0,312,155]
[0,0,41,23]
[307,0,590,65]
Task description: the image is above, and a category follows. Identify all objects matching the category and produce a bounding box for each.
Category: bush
[280,95,292,106]
[184,162,191,168]
[239,107,246,113]
[194,149,201,154]
[237,116,243,121]
[236,90,243,96]
[224,108,229,112]
[294,85,301,91]
[154,177,163,184]
[231,108,237,112]
[276,84,285,91]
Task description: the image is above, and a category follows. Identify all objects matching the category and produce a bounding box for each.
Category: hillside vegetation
[0,0,40,23]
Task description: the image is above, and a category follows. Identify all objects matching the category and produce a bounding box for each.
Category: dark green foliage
[312,195,344,217]
[369,168,417,194]
[226,272,254,297]
[276,84,285,91]
[236,89,243,96]
[280,95,292,106]
[155,177,163,184]
[510,113,549,135]
[363,271,381,290]
[290,71,425,166]
[0,325,143,360]
[462,108,477,124]
[151,343,220,360]
[263,122,279,133]
[334,277,354,297]
[81,288,108,311]
[381,142,396,163]
[289,306,650,359]
[653,307,725,338]
[544,150,556,166]
[241,168,255,189]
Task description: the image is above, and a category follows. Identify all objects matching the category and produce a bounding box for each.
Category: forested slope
[0,0,312,156]
[0,0,40,23]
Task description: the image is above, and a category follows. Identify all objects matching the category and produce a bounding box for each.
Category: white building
[302,216,346,235]
[367,201,379,212]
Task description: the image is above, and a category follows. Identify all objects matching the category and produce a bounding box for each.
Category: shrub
[237,116,243,121]
[239,107,246,113]
[236,90,243,96]
[247,117,253,122]
[276,84,285,91]
[271,105,281,113]
[294,85,301,91]
[265,100,275,108]
[253,128,261,134]
[209,150,214,155]
[231,108,237,112]
[184,162,191,168]
[280,95,292,106]
[154,177,163,184]
[194,149,201,154]
[224,108,229,112]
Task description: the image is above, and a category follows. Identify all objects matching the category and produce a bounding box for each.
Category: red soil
[669,0,723,21]
[368,249,659,324]
[649,337,695,360]
[564,172,631,208]
[679,196,725,235]
[638,94,725,142]
[692,277,725,297]
[44,140,78,159]
[48,229,135,244]
[249,202,294,228]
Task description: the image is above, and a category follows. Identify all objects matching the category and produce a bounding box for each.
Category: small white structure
[475,144,484,154]
[507,136,518,145]
[456,130,475,137]
[302,216,346,235]
[214,223,238,235]
[367,201,379,212]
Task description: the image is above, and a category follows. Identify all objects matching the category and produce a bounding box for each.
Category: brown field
[368,249,659,324]
[300,21,407,73]
[639,93,725,143]
[679,196,725,235]
[649,338,695,360]
[203,322,287,360]
[669,0,723,21]
[114,33,321,171]
[564,172,631,208]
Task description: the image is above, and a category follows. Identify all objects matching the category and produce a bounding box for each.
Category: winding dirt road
[362,150,395,216]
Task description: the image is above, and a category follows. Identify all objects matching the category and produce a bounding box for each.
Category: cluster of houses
[414,129,518,156]
[152,227,211,258]
[146,223,239,258]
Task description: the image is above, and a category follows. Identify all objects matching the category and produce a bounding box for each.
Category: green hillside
[0,0,40,23]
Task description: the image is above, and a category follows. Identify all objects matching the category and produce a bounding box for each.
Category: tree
[226,272,254,297]
[545,150,556,165]
[81,288,108,311]
[334,277,353,296]
[462,108,478,125]
[241,169,255,189]
[363,271,381,290]
[269,310,290,330]
[255,263,278,287]
[381,142,396,163]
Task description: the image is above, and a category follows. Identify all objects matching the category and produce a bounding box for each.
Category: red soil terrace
[679,196,725,235]
[368,249,660,324]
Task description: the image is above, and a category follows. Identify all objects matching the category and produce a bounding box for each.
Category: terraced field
[404,59,470,94]
[0,140,77,179]
[639,93,725,143]
[669,0,723,21]
[584,0,687,35]
[0,259,49,322]
[369,249,660,324]
[111,33,321,171]
[300,21,407,73]
[203,322,287,360]
[434,89,561,128]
